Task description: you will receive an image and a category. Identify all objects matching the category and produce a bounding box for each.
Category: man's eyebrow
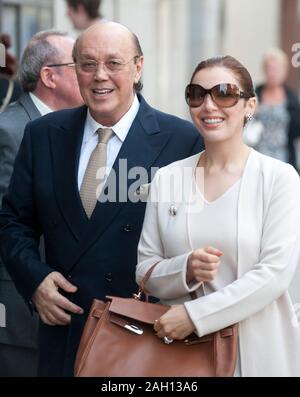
[80,51,124,60]
[79,53,96,59]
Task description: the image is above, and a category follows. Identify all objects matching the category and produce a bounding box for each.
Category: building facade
[1,0,297,117]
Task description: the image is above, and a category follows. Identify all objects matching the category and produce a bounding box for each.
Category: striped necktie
[80,127,114,218]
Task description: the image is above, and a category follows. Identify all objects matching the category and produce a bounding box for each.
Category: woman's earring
[244,114,253,126]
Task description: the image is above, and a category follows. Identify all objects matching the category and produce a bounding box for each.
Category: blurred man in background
[65,0,104,30]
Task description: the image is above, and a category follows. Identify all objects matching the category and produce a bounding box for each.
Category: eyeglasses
[185,83,253,108]
[75,56,140,74]
[46,62,75,68]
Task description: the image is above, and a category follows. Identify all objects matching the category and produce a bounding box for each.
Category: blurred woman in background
[254,48,300,169]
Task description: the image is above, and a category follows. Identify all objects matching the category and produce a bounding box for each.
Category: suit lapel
[18,93,41,120]
[237,150,263,278]
[66,96,172,269]
[49,106,88,240]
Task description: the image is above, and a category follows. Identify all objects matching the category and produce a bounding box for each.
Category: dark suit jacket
[0,93,40,351]
[0,95,203,376]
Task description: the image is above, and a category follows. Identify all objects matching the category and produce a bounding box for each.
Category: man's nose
[94,62,109,80]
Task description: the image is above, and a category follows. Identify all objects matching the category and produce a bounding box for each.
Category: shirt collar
[29,93,53,115]
[85,94,140,142]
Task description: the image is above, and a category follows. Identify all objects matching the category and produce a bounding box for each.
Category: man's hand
[32,271,84,326]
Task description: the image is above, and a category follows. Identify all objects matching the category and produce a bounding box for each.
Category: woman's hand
[186,246,223,283]
[153,305,195,340]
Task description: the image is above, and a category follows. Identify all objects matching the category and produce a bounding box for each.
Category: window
[0,0,53,57]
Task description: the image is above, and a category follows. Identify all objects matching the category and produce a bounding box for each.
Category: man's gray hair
[18,30,69,92]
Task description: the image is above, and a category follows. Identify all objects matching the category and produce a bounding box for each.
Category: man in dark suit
[0,30,83,377]
[0,22,203,376]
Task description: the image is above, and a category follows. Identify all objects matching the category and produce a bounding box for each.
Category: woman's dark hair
[66,0,101,19]
[191,55,255,98]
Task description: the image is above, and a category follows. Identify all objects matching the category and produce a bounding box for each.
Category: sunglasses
[185,83,253,108]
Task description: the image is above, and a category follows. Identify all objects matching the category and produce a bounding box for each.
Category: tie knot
[97,128,114,144]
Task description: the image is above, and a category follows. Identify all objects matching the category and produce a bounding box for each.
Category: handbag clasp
[125,324,144,335]
[132,291,142,300]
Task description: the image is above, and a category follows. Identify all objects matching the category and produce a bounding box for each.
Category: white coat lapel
[237,150,264,278]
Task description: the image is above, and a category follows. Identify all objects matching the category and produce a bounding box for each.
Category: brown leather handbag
[74,267,238,377]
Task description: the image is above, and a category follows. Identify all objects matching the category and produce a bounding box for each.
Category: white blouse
[189,172,242,377]
[189,176,240,295]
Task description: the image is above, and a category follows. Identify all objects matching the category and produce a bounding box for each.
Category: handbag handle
[134,261,197,302]
[133,262,158,301]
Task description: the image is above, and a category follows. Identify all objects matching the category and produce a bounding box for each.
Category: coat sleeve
[0,126,18,205]
[136,169,202,299]
[0,124,53,302]
[185,163,300,337]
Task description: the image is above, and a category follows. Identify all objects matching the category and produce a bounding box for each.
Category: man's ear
[40,66,56,89]
[134,56,144,84]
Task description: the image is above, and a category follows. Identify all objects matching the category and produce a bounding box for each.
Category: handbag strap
[135,262,197,302]
[134,263,158,301]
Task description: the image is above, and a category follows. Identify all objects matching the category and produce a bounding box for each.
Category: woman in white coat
[136,56,300,376]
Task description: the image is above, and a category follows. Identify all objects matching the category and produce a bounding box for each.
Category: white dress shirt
[78,95,140,189]
[29,93,52,116]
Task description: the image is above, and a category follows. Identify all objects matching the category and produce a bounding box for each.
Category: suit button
[105,273,113,282]
[123,224,132,232]
[52,220,59,227]
[67,274,72,280]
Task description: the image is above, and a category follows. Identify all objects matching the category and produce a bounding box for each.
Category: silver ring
[163,336,174,344]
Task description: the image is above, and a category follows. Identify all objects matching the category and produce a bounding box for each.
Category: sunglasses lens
[185,83,244,108]
[211,84,239,107]
[185,84,205,107]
